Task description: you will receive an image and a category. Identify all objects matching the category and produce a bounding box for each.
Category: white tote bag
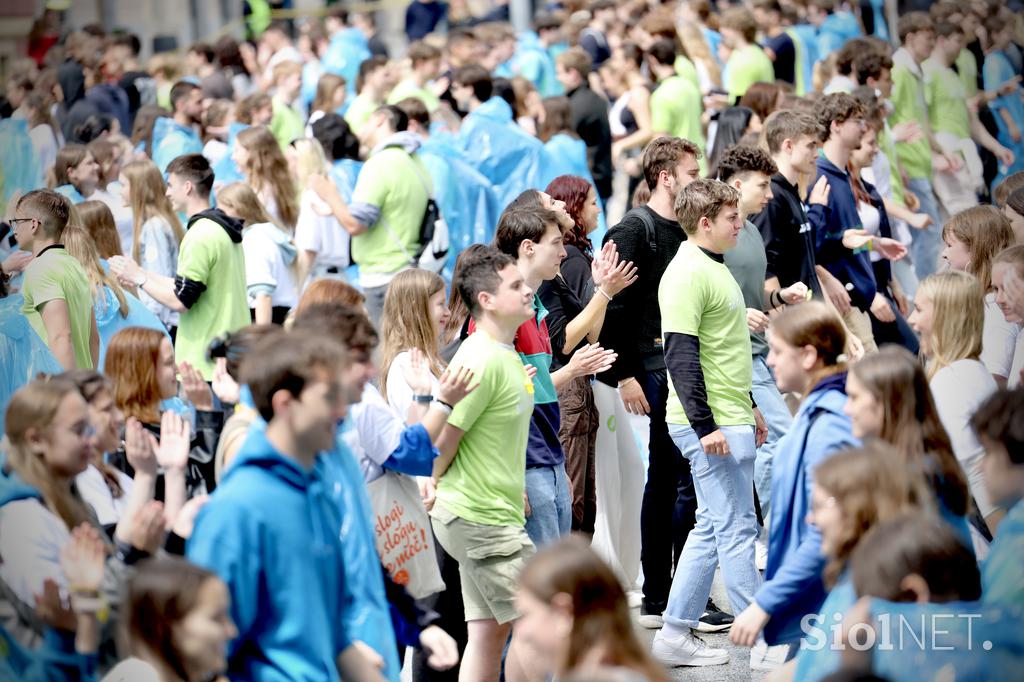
[367,470,446,599]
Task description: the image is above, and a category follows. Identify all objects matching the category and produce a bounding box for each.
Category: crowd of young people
[2,0,1024,680]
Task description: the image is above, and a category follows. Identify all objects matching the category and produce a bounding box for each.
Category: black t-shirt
[538,245,593,371]
[750,173,822,299]
[765,33,796,86]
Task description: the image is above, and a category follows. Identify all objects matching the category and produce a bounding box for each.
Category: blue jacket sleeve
[755,413,857,615]
[383,424,438,477]
[5,626,98,682]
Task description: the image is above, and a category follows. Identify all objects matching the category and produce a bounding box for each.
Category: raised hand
[108,255,142,287]
[61,524,106,595]
[171,494,210,539]
[155,410,191,473]
[436,365,479,407]
[567,343,617,377]
[125,417,158,478]
[211,357,241,405]
[401,347,435,397]
[600,258,638,298]
[1,250,33,275]
[178,361,213,411]
[128,500,167,554]
[808,175,830,206]
[591,241,619,288]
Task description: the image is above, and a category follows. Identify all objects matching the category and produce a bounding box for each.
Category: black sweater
[597,206,685,386]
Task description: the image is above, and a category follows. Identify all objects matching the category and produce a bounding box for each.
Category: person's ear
[782,138,794,155]
[699,215,711,232]
[521,239,536,258]
[477,290,494,311]
[899,573,932,603]
[183,180,194,197]
[800,345,820,372]
[731,178,743,192]
[549,591,575,638]
[270,387,295,416]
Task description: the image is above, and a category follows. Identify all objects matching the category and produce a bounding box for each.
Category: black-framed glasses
[8,217,37,227]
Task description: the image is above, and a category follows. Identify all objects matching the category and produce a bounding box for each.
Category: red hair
[105,327,167,424]
[545,174,594,257]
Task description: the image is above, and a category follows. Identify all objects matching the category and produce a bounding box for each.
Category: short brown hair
[291,302,379,353]
[719,7,759,43]
[494,207,560,257]
[556,47,593,79]
[454,245,516,317]
[641,137,702,190]
[815,93,865,141]
[763,110,822,154]
[717,144,778,183]
[674,178,740,235]
[241,329,348,422]
[395,96,430,128]
[853,49,893,86]
[165,154,214,197]
[408,41,441,64]
[898,11,934,42]
[17,189,70,239]
[993,171,1024,207]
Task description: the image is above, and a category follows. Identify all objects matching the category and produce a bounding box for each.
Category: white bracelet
[596,287,613,302]
[432,400,453,416]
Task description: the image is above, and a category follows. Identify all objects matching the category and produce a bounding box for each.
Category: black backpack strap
[621,206,658,256]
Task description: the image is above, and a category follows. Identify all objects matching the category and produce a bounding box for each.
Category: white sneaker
[651,629,730,667]
[627,590,643,609]
[756,538,769,571]
[638,612,664,629]
[750,640,791,671]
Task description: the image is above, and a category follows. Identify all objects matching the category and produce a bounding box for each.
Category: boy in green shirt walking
[720,7,775,104]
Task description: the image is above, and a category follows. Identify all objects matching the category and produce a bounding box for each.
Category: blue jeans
[906,177,943,280]
[663,425,761,629]
[524,463,572,547]
[751,356,793,524]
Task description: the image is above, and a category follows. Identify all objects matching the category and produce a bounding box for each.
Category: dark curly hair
[815,93,865,141]
[716,144,778,183]
[545,175,595,257]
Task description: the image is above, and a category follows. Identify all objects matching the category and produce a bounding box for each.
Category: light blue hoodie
[757,373,858,645]
[187,427,357,682]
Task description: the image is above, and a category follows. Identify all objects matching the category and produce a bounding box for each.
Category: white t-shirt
[0,498,70,606]
[343,383,406,483]
[930,359,999,517]
[385,350,442,418]
[75,464,134,527]
[856,201,883,263]
[202,138,228,167]
[93,187,134,256]
[295,188,351,272]
[980,293,1020,380]
[241,222,299,309]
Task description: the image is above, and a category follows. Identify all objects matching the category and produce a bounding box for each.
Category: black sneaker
[638,600,665,629]
[696,598,734,632]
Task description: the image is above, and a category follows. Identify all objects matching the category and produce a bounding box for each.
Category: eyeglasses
[8,217,37,227]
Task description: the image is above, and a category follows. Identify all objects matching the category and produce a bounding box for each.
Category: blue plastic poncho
[211,122,250,195]
[0,294,62,435]
[418,135,502,280]
[151,117,203,173]
[542,134,608,247]
[0,119,43,213]
[53,184,86,204]
[322,28,372,97]
[456,97,559,209]
[984,50,1024,189]
[94,286,169,370]
[511,32,564,98]
[787,25,821,97]
[817,13,862,59]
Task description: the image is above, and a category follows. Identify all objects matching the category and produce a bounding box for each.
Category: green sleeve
[351,153,390,210]
[889,66,916,123]
[650,88,673,134]
[445,348,493,434]
[176,223,216,284]
[24,266,65,309]
[660,262,706,336]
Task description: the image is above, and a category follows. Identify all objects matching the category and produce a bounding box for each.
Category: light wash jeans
[662,425,762,631]
[906,177,943,280]
[524,463,572,548]
[751,356,793,523]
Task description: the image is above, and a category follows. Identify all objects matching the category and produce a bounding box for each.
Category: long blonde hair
[379,269,447,397]
[216,182,278,228]
[4,378,97,530]
[237,126,299,228]
[289,137,329,193]
[63,223,129,318]
[121,159,185,263]
[916,271,985,378]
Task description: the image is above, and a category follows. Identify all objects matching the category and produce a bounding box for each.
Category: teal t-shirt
[21,246,95,369]
[660,241,754,427]
[723,220,769,357]
[434,330,535,527]
[350,147,430,275]
[175,218,250,380]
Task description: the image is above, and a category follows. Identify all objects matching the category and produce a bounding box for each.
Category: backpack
[382,152,449,273]
[615,206,658,266]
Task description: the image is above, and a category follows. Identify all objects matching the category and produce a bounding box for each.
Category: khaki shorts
[430,504,535,624]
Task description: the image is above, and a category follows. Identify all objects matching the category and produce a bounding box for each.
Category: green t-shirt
[350,147,430,276]
[879,123,907,205]
[923,57,971,141]
[175,217,250,380]
[723,220,769,357]
[269,98,305,150]
[674,55,702,93]
[660,241,754,427]
[650,75,707,165]
[344,93,381,135]
[726,44,774,103]
[387,79,441,113]
[21,246,95,369]
[891,55,933,180]
[956,48,979,98]
[435,330,534,527]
